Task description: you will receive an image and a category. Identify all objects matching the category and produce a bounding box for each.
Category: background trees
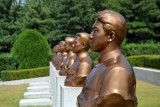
[0,0,160,53]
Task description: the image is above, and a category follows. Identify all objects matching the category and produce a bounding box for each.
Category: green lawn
[136,80,160,107]
[0,80,160,107]
[0,84,28,107]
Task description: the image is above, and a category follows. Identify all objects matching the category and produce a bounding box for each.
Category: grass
[136,80,160,107]
[0,80,160,107]
[0,84,28,107]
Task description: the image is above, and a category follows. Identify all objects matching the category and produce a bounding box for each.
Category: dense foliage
[12,29,51,69]
[1,66,49,81]
[127,55,160,69]
[93,55,160,69]
[0,53,17,77]
[121,42,160,56]
[0,0,159,53]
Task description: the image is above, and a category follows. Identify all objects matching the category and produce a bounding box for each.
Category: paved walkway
[0,76,49,86]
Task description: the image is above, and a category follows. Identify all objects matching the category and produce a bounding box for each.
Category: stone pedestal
[60,85,82,107]
[52,70,60,107]
[49,62,55,94]
[55,76,66,107]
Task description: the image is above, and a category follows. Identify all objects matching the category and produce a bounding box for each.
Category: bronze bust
[64,33,93,87]
[53,45,60,67]
[59,37,76,76]
[56,41,67,70]
[77,10,137,107]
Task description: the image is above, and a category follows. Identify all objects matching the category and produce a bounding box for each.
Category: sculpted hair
[65,37,75,45]
[76,33,90,50]
[96,10,127,46]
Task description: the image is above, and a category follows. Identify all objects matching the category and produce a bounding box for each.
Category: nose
[72,44,74,47]
[89,32,93,39]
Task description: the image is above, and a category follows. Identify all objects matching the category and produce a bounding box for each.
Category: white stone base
[52,70,60,107]
[29,82,49,87]
[27,86,50,92]
[55,76,66,107]
[19,98,52,107]
[61,85,82,107]
[24,91,51,99]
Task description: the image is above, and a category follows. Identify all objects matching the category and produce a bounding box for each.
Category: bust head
[65,37,75,52]
[89,10,127,52]
[52,46,55,53]
[73,33,90,53]
[59,41,65,52]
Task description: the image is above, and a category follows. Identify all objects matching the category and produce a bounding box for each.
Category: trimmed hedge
[121,43,160,56]
[92,55,160,69]
[127,55,160,69]
[89,49,99,61]
[1,66,49,81]
[0,53,17,78]
[89,43,160,60]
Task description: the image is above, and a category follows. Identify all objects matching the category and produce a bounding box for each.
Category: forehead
[92,20,103,29]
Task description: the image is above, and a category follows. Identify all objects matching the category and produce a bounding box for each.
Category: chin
[91,46,99,52]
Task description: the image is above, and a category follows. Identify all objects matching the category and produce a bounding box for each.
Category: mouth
[90,40,93,45]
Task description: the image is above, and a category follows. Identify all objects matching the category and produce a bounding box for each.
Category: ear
[82,42,85,49]
[107,31,116,42]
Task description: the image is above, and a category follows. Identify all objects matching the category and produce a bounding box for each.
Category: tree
[15,0,56,45]
[12,29,51,69]
[52,0,96,44]
[0,0,22,52]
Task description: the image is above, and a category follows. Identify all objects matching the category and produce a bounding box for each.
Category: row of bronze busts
[52,10,137,107]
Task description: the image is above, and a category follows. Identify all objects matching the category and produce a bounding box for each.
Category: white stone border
[133,67,160,86]
[0,76,49,86]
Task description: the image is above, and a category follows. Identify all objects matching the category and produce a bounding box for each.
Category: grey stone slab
[27,86,50,92]
[61,85,82,107]
[133,67,160,86]
[0,81,3,86]
[55,76,66,107]
[19,98,52,107]
[24,91,51,99]
[0,76,50,86]
[3,80,25,85]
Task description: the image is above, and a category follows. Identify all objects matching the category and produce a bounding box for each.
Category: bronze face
[77,10,137,107]
[65,37,75,52]
[56,41,68,70]
[59,37,76,76]
[64,33,93,87]
[90,20,107,52]
[73,33,90,53]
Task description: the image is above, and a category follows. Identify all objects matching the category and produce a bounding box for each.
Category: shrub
[0,53,17,78]
[92,55,160,69]
[93,61,98,67]
[12,29,52,69]
[1,66,49,81]
[121,43,160,56]
[88,49,99,61]
[126,55,160,69]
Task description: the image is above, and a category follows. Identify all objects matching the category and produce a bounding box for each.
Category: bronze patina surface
[77,10,137,107]
[59,37,76,76]
[56,41,67,70]
[64,33,93,87]
[54,45,60,67]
